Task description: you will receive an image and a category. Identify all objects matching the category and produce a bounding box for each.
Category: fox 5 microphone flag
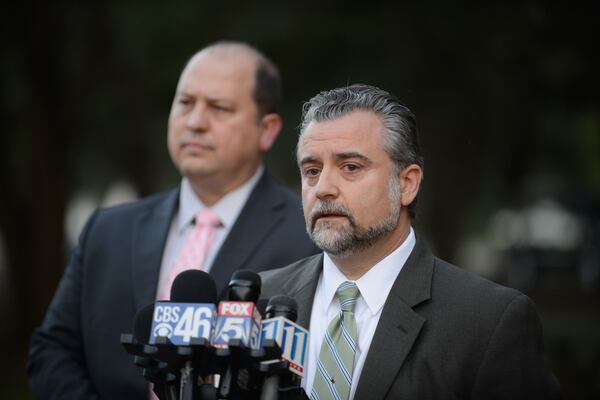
[212,301,262,349]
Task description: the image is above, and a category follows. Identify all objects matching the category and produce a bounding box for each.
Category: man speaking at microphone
[28,41,318,399]
[260,84,561,399]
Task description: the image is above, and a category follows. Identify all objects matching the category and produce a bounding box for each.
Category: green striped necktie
[311,281,360,400]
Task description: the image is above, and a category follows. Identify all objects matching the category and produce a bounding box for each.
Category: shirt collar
[320,227,416,315]
[176,165,264,232]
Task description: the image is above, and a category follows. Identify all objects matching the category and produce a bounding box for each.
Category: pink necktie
[158,209,221,300]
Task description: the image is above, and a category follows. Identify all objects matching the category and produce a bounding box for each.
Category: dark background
[1,1,599,398]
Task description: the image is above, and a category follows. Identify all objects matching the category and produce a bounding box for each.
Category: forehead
[177,52,256,100]
[298,110,386,158]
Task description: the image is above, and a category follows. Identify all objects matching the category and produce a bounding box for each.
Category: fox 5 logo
[261,318,308,375]
[212,315,261,348]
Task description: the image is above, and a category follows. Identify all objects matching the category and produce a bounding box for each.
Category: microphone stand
[179,360,197,400]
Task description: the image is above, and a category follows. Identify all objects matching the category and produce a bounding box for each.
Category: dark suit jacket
[28,171,319,400]
[260,237,561,399]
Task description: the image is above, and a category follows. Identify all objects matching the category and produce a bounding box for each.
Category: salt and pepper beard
[306,173,402,258]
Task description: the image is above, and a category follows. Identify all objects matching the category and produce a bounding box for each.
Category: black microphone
[256,298,270,318]
[214,270,263,399]
[170,269,218,303]
[132,303,178,400]
[227,269,262,302]
[260,296,310,400]
[166,270,218,400]
[265,295,298,321]
[123,271,220,400]
[134,303,155,344]
[132,302,156,373]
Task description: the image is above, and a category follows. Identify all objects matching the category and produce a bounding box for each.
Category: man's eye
[304,168,320,177]
[211,104,232,112]
[178,99,192,106]
[343,164,360,172]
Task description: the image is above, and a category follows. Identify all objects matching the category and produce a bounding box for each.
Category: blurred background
[1,1,599,398]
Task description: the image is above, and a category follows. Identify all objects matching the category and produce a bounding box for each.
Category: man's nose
[186,104,209,131]
[315,168,340,200]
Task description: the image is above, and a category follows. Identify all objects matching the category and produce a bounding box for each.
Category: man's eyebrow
[334,152,371,163]
[298,152,371,166]
[206,97,234,105]
[298,156,318,166]
[174,91,232,103]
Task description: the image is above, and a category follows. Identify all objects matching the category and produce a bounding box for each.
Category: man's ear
[258,113,282,152]
[399,164,423,207]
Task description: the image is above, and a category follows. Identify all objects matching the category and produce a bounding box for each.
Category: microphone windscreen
[227,270,262,302]
[133,302,156,343]
[256,298,270,318]
[266,295,298,321]
[230,269,262,287]
[170,269,218,304]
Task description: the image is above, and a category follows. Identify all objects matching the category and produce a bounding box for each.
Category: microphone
[134,302,155,344]
[262,295,308,377]
[256,298,270,319]
[131,303,178,400]
[150,270,218,400]
[150,270,218,345]
[227,269,262,302]
[260,295,309,400]
[265,296,298,320]
[214,270,263,399]
[171,269,218,303]
[213,270,262,349]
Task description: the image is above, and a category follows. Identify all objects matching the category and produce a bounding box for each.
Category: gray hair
[299,84,424,219]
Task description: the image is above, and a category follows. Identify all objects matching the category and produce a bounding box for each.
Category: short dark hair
[253,54,282,117]
[299,84,424,219]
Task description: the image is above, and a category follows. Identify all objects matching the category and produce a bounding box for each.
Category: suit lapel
[281,254,323,328]
[354,238,434,399]
[210,172,287,294]
[131,190,178,311]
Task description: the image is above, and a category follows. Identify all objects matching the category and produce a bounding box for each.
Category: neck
[187,164,261,206]
[329,216,411,280]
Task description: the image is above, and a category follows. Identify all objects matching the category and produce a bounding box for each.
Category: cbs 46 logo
[153,304,213,344]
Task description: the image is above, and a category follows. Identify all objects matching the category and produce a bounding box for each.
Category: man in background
[28,41,318,399]
[260,84,560,399]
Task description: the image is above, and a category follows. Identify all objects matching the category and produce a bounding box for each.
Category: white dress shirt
[303,228,416,399]
[156,165,264,297]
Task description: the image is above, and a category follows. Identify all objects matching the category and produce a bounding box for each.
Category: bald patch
[194,42,261,66]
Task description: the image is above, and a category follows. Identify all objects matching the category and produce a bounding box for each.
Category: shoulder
[255,172,302,207]
[260,254,316,285]
[80,189,177,238]
[422,258,560,397]
[272,182,302,204]
[430,256,527,319]
[252,173,311,242]
[260,254,321,297]
[435,257,519,297]
[95,189,177,219]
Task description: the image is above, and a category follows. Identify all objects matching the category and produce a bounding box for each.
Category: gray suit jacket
[260,237,561,399]
[28,171,319,399]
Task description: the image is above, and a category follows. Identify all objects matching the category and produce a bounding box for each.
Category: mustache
[308,200,355,230]
[179,131,214,148]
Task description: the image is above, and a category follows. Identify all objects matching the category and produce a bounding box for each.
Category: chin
[180,167,217,180]
[178,159,214,175]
